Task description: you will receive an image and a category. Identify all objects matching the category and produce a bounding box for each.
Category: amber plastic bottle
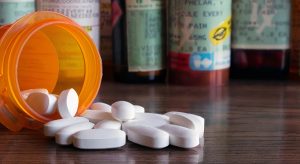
[112,0,166,83]
[0,12,102,132]
[168,0,231,86]
[231,0,291,79]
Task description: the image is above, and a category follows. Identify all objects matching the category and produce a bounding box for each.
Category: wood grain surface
[1,80,300,163]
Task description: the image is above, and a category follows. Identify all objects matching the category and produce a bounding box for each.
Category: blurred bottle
[168,0,231,86]
[231,0,291,79]
[290,0,300,79]
[36,0,100,50]
[112,0,166,83]
[0,0,35,26]
[100,0,114,80]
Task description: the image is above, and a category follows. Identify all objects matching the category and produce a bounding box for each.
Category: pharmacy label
[0,0,35,25]
[232,0,291,49]
[126,0,165,72]
[37,0,100,49]
[168,0,231,71]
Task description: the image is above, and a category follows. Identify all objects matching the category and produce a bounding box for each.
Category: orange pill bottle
[0,11,102,131]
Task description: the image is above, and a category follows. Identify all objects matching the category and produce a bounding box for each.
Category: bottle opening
[15,22,101,122]
[17,24,85,95]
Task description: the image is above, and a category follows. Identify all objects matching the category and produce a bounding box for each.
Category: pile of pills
[23,88,205,149]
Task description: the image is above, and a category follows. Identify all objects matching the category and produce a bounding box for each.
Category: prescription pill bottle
[231,0,291,79]
[167,0,231,86]
[0,11,102,132]
[112,0,166,83]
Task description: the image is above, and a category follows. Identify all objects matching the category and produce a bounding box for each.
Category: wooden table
[1,81,300,163]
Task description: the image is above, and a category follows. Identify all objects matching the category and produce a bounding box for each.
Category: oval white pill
[55,122,94,145]
[111,101,135,121]
[21,88,49,99]
[57,88,79,118]
[126,125,169,149]
[184,112,205,137]
[134,105,145,113]
[135,113,169,121]
[26,92,57,115]
[73,129,126,149]
[90,102,111,112]
[159,124,199,149]
[165,112,205,138]
[44,117,89,137]
[122,113,169,134]
[94,119,121,129]
[81,110,114,123]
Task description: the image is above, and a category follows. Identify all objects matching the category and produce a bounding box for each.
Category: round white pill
[159,124,199,148]
[165,112,205,138]
[126,125,169,149]
[111,101,135,121]
[134,105,145,113]
[94,119,121,129]
[21,88,49,100]
[73,129,126,149]
[26,92,57,115]
[90,102,111,112]
[81,110,114,124]
[44,117,89,137]
[57,88,79,118]
[55,122,94,145]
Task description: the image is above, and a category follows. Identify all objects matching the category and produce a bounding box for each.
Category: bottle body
[112,0,166,83]
[291,0,300,79]
[101,0,114,80]
[36,0,100,50]
[0,0,35,25]
[231,0,291,79]
[167,0,232,86]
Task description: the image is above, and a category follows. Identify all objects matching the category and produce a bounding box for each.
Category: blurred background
[0,0,297,87]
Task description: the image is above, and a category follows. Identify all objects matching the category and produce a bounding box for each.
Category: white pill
[90,102,111,112]
[122,113,169,134]
[94,119,121,129]
[134,105,145,113]
[21,88,49,99]
[73,129,126,149]
[126,125,169,149]
[135,113,169,121]
[159,124,199,148]
[55,122,94,145]
[81,110,113,123]
[44,117,89,137]
[26,92,57,115]
[57,88,79,118]
[165,112,205,138]
[187,113,205,138]
[111,101,135,121]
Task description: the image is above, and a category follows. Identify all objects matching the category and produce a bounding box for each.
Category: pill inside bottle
[0,11,102,132]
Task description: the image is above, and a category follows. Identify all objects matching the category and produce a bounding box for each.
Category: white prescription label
[37,0,100,49]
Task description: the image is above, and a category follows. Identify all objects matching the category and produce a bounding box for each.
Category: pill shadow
[41,139,204,164]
